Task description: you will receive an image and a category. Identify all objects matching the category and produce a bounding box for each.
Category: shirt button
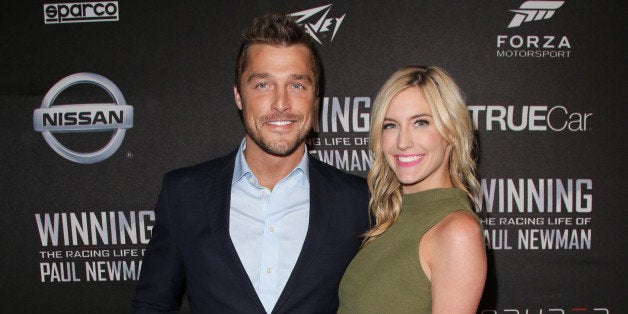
[248,178,255,184]
[269,226,275,233]
[266,268,272,274]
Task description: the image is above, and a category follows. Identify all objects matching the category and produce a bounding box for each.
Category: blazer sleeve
[131,174,186,313]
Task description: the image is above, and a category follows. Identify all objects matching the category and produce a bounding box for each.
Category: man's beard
[244,113,310,157]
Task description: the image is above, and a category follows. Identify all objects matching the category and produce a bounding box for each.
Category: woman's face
[381,87,452,194]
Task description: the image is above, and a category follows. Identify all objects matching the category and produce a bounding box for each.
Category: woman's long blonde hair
[363,65,479,246]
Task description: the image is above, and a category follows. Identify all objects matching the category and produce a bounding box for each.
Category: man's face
[234,44,317,157]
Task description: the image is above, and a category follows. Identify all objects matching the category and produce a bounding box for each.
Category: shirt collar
[232,138,310,185]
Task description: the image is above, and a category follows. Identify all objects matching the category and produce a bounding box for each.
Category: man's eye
[292,83,304,90]
[255,82,268,89]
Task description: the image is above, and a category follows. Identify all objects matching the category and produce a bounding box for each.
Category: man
[132,13,370,313]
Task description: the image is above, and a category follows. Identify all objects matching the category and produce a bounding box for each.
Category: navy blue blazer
[132,150,370,313]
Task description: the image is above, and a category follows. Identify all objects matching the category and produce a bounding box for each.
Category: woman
[338,65,487,313]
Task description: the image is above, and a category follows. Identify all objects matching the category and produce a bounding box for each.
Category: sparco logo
[43,1,119,24]
[289,4,345,45]
[33,73,133,164]
[508,1,565,28]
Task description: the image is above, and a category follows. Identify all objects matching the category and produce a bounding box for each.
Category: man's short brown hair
[234,13,321,95]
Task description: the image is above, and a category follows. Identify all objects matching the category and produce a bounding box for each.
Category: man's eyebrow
[246,73,313,83]
[290,74,313,83]
[246,73,270,82]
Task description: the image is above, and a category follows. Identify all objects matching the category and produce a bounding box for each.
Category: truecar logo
[33,73,133,164]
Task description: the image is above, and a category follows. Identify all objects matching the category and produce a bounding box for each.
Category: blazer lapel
[204,150,266,312]
[272,156,335,312]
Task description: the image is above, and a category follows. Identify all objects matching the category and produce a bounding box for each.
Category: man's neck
[243,140,306,190]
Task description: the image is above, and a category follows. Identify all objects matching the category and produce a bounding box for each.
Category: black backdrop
[2,1,626,313]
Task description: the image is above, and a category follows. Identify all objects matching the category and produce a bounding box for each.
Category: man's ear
[312,96,320,131]
[234,85,243,110]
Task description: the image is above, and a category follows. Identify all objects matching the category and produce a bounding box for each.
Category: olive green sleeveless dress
[338,188,476,313]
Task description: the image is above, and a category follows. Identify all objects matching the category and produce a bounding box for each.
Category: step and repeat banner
[2,1,625,313]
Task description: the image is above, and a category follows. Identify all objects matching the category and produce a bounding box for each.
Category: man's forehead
[243,45,314,73]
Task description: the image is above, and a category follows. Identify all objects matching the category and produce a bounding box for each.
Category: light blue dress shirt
[229,139,310,313]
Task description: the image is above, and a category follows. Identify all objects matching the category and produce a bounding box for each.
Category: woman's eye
[383,123,396,130]
[415,119,429,127]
